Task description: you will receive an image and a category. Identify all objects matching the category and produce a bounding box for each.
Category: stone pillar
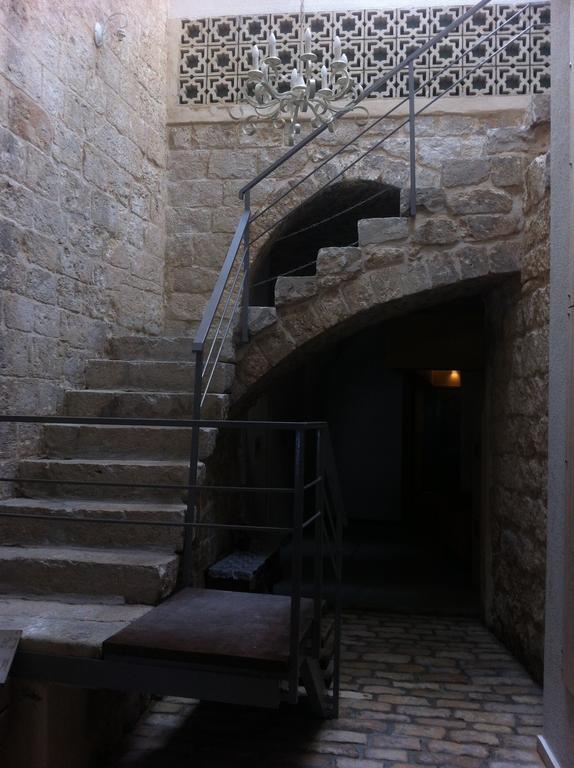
[540,1,574,766]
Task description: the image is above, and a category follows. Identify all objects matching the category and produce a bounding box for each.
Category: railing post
[241,192,250,344]
[408,61,417,218]
[313,429,324,660]
[289,428,305,703]
[182,348,204,587]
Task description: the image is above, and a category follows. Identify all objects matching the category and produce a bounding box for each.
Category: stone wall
[485,142,550,683]
[0,0,168,490]
[166,104,548,330]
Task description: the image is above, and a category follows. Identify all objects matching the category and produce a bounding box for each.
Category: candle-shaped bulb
[268,31,277,58]
[333,35,342,59]
[297,71,306,87]
[291,68,299,87]
[321,64,328,89]
[341,52,348,65]
[261,61,268,81]
[304,27,312,54]
[252,44,260,69]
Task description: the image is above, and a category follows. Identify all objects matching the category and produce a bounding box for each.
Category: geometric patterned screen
[178,3,550,106]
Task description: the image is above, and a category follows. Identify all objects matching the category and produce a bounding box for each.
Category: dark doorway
[249,179,400,306]
[241,297,485,616]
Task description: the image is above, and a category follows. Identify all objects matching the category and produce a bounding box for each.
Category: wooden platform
[103,588,314,675]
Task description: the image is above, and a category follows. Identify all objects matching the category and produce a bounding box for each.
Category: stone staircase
[0,336,235,656]
[0,199,524,653]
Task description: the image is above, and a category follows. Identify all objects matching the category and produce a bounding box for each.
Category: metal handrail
[192,208,250,352]
[1,413,345,715]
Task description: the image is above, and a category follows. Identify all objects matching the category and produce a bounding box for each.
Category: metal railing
[0,414,344,714]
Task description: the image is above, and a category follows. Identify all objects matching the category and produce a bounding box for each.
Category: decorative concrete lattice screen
[178,3,550,106]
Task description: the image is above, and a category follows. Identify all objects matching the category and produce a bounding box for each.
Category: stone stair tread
[84,360,234,394]
[0,544,178,566]
[0,594,152,658]
[41,424,217,461]
[19,458,191,467]
[0,546,180,604]
[65,389,228,397]
[0,498,186,513]
[109,336,235,363]
[0,498,186,551]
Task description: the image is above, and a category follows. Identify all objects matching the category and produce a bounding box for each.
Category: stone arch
[250,178,400,306]
[233,233,522,406]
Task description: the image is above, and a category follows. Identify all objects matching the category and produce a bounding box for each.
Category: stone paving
[111,612,544,768]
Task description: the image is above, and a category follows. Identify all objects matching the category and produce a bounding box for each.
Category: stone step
[108,336,235,364]
[357,216,409,246]
[0,498,185,551]
[16,458,204,501]
[0,595,152,657]
[274,276,317,308]
[0,546,178,605]
[85,360,234,393]
[248,306,278,336]
[63,390,229,420]
[42,424,217,461]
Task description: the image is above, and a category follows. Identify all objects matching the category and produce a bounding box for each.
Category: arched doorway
[250,179,400,306]
[240,296,484,615]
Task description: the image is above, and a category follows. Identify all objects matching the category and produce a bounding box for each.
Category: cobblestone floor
[112,612,543,768]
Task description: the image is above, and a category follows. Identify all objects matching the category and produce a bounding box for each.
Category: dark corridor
[242,298,485,616]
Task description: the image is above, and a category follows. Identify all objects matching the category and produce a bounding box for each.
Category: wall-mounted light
[430,370,462,389]
[94,13,128,48]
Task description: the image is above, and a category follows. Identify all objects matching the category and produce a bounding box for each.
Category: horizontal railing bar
[248,1,530,229]
[0,511,293,533]
[302,510,322,530]
[239,0,493,197]
[0,416,328,430]
[192,209,250,352]
[0,477,296,494]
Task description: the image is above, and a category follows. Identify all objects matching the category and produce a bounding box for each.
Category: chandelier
[243,6,366,145]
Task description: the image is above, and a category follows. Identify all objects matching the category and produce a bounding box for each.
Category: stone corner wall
[0,0,169,491]
[485,145,550,682]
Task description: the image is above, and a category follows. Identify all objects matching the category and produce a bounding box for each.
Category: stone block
[209,151,258,179]
[491,155,527,188]
[442,159,490,187]
[488,242,522,275]
[455,245,489,280]
[524,93,550,130]
[448,189,514,215]
[7,84,53,151]
[414,217,460,245]
[400,187,447,214]
[248,306,277,336]
[275,276,317,307]
[484,127,534,154]
[423,252,461,288]
[167,179,222,208]
[316,246,362,288]
[463,214,522,241]
[358,217,408,246]
[525,154,549,212]
[362,245,405,270]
